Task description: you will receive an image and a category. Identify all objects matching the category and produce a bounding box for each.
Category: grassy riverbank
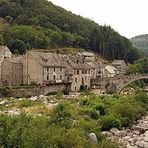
[0,91,147,147]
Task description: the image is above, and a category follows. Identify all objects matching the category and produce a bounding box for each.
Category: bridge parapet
[91,74,148,93]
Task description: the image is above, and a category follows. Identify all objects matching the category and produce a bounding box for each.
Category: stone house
[0,46,12,79]
[76,51,95,62]
[103,65,119,77]
[22,51,67,85]
[62,55,92,91]
[87,61,104,79]
[111,60,126,74]
[1,57,23,85]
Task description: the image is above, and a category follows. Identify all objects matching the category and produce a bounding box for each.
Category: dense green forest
[0,0,143,62]
[130,34,148,55]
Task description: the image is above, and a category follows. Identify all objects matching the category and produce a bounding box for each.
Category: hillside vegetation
[0,92,148,148]
[130,34,148,55]
[0,92,148,147]
[0,0,142,62]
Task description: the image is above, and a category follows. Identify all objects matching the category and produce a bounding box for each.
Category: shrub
[101,114,121,131]
[134,91,148,104]
[95,103,106,115]
[110,102,146,127]
[50,102,72,128]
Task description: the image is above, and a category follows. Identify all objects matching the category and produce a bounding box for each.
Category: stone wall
[1,58,23,85]
[10,83,70,97]
[71,69,91,91]
[22,52,43,84]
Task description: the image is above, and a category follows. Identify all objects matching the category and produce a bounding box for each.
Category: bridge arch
[117,75,148,94]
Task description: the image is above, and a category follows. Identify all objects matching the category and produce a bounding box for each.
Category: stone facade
[0,46,12,79]
[22,51,67,85]
[77,51,95,62]
[0,49,106,93]
[111,60,126,74]
[63,55,92,91]
[103,65,119,78]
[1,57,23,85]
[22,51,43,84]
[87,61,104,78]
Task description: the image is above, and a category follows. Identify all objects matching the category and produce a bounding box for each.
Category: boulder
[136,141,144,148]
[124,136,131,141]
[29,96,38,101]
[89,133,98,144]
[0,100,7,105]
[133,130,140,135]
[110,128,119,135]
[38,95,45,100]
[144,137,148,142]
[143,142,148,148]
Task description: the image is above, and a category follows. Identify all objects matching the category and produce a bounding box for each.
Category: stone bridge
[91,74,148,94]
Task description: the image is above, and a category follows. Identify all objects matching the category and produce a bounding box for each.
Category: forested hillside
[0,0,142,62]
[130,34,148,55]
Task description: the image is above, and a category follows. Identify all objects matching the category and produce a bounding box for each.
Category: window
[75,87,77,91]
[75,78,77,82]
[54,68,55,72]
[85,76,87,81]
[47,68,49,72]
[77,70,79,75]
[82,70,85,74]
[53,75,56,80]
[60,75,62,80]
[47,75,49,80]
[60,68,62,71]
[85,70,87,74]
[82,77,84,84]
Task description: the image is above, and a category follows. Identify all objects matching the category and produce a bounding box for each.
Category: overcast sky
[49,0,148,38]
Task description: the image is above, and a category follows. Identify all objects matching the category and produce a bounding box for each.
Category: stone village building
[22,51,93,92]
[0,47,127,93]
[61,55,92,91]
[22,51,67,85]
[111,60,127,74]
[0,46,12,79]
[1,57,23,85]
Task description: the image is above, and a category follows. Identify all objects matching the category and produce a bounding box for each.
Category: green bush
[134,91,148,104]
[50,102,72,128]
[101,114,121,131]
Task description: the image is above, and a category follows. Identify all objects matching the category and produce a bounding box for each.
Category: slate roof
[61,55,92,69]
[105,65,119,74]
[112,60,126,65]
[28,51,66,67]
[0,46,11,54]
[86,61,103,69]
[77,51,95,57]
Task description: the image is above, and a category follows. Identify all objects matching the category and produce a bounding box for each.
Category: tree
[11,39,27,54]
[50,31,62,48]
